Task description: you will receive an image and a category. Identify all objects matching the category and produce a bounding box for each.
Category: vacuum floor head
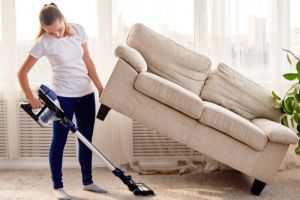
[133,182,155,196]
[113,168,155,196]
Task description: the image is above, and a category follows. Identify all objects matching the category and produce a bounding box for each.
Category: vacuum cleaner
[20,84,155,196]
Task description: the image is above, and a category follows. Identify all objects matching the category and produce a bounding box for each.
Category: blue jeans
[49,93,95,189]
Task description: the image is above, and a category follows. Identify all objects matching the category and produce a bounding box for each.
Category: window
[290,0,300,54]
[112,0,194,49]
[207,0,272,86]
[15,0,98,84]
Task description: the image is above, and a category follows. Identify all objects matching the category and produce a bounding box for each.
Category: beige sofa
[97,23,298,195]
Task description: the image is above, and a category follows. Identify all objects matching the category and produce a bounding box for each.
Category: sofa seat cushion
[199,101,268,151]
[252,118,299,144]
[200,63,281,122]
[135,72,205,119]
[127,23,211,95]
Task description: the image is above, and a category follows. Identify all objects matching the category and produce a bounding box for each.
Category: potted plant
[272,49,300,155]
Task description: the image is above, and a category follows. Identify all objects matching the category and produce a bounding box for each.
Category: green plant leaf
[291,118,295,128]
[287,91,297,96]
[297,61,300,73]
[281,116,289,127]
[281,100,287,114]
[294,102,300,113]
[274,103,282,109]
[295,146,300,155]
[295,94,300,103]
[297,132,300,137]
[291,100,300,115]
[292,99,297,110]
[272,91,281,100]
[294,114,300,124]
[287,54,292,65]
[283,97,294,114]
[297,124,300,132]
[283,73,298,81]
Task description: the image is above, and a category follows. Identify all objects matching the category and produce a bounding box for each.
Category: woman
[17,3,106,200]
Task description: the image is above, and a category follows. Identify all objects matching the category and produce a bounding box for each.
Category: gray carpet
[0,167,299,200]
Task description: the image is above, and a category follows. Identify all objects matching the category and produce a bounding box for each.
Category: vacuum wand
[65,118,154,195]
[20,84,155,196]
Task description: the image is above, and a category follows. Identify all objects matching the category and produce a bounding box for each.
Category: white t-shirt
[30,23,93,97]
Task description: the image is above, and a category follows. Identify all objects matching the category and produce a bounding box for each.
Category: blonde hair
[37,3,72,38]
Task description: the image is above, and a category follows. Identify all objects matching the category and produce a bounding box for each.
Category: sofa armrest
[114,45,147,72]
[252,118,299,144]
[100,59,139,110]
[134,72,205,119]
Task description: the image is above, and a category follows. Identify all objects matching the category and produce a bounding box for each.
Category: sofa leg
[96,104,111,121]
[251,179,266,196]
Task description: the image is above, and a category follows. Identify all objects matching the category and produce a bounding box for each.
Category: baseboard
[0,159,106,170]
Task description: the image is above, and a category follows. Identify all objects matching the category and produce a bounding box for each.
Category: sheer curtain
[0,1,3,89]
[205,0,274,88]
[200,0,292,99]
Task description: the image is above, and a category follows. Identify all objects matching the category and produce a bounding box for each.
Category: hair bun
[44,2,57,7]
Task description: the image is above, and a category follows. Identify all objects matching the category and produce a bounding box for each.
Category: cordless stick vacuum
[20,84,155,196]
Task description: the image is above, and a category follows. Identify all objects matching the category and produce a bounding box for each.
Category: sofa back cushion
[127,23,211,95]
[200,63,281,122]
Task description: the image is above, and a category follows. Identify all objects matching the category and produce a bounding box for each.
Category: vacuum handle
[20,102,47,121]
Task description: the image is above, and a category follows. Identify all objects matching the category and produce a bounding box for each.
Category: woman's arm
[82,42,104,97]
[17,55,43,109]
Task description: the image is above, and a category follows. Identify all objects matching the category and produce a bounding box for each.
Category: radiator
[132,120,204,170]
[0,94,7,159]
[18,95,77,158]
